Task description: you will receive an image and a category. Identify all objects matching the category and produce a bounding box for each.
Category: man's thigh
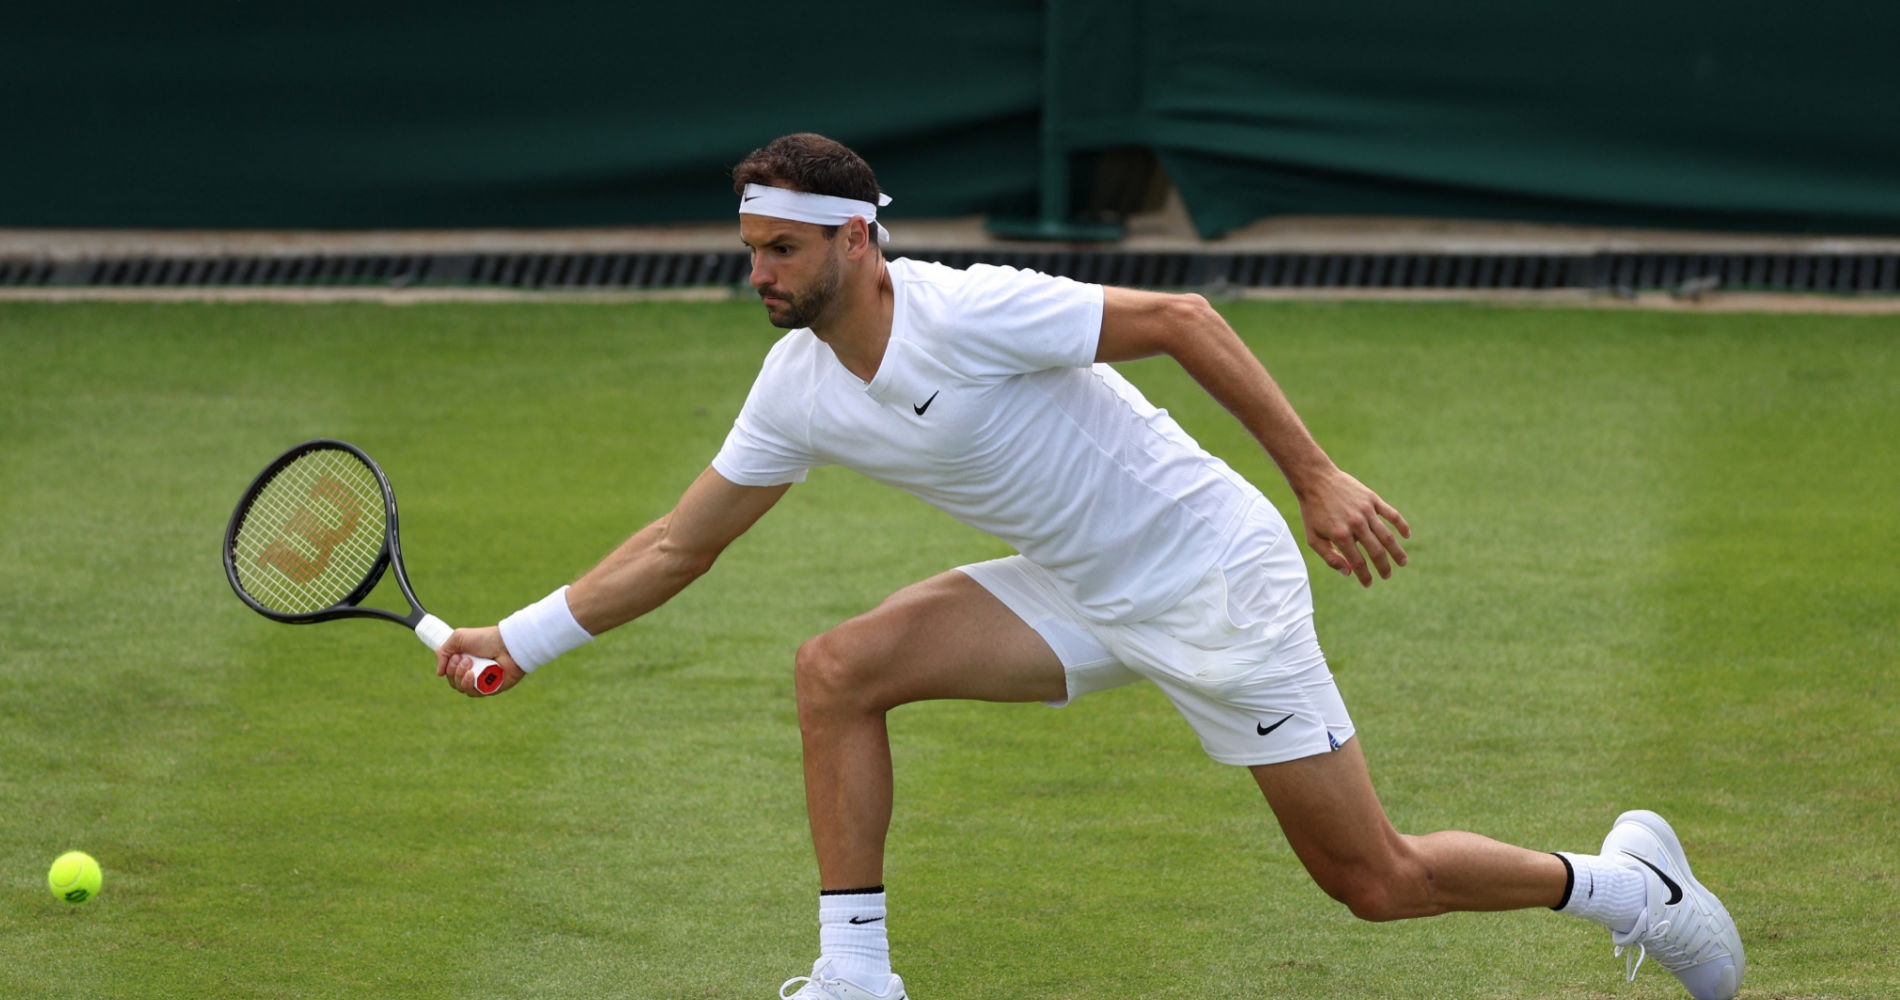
[815,568,1070,708]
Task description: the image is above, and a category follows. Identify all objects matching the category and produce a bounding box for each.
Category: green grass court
[1,299,1894,999]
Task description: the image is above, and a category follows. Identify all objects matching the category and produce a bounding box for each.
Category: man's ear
[843,216,875,259]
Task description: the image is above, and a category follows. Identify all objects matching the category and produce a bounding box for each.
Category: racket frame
[223,439,502,694]
[223,439,428,627]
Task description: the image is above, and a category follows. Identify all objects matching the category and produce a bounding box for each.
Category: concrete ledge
[9,204,1900,261]
[6,283,1897,313]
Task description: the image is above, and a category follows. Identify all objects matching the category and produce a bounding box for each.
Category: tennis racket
[223,439,505,695]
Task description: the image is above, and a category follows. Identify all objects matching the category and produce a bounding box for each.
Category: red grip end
[474,664,505,695]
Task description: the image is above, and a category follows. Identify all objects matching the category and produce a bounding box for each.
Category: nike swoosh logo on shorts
[1256,713,1295,737]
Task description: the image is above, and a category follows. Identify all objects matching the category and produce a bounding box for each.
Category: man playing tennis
[437,133,1744,1000]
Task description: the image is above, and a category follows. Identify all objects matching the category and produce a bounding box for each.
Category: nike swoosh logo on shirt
[913,391,939,416]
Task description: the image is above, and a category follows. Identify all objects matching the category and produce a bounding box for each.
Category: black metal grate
[0,259,56,286]
[3,249,1897,294]
[1208,253,1588,290]
[80,254,438,288]
[1591,252,1900,295]
[461,251,747,288]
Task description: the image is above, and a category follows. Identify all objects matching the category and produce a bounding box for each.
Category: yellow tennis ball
[48,851,102,904]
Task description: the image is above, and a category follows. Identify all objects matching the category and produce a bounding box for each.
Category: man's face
[741,215,846,330]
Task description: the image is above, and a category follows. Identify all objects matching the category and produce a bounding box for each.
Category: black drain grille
[0,259,57,286]
[86,254,438,288]
[5,249,1899,294]
[1213,253,1587,289]
[463,252,748,288]
[1595,252,1900,294]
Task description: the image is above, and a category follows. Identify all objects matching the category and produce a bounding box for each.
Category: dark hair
[732,133,883,207]
[729,133,877,203]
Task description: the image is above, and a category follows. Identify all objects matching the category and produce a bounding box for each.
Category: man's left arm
[1094,286,1410,587]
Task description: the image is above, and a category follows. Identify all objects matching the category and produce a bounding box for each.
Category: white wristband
[497,586,593,673]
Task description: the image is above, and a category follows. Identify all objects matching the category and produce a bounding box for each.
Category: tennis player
[438,133,1744,1000]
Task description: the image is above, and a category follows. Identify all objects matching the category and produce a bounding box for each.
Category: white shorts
[957,505,1354,767]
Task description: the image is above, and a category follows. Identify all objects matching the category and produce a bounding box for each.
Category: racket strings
[232,449,388,614]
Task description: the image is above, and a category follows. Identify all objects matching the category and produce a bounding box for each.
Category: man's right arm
[566,466,790,634]
[437,466,789,694]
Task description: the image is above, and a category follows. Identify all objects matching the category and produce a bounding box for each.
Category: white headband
[739,183,892,243]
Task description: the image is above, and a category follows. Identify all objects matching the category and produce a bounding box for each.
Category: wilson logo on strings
[257,474,363,583]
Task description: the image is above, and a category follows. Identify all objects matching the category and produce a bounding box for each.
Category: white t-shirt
[712,257,1278,623]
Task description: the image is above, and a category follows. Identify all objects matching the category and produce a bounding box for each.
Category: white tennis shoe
[779,959,908,1000]
[1599,809,1744,1000]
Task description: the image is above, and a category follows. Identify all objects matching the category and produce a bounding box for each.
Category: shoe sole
[1607,809,1745,999]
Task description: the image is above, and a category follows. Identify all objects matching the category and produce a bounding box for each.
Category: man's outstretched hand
[1297,467,1411,587]
[435,625,528,697]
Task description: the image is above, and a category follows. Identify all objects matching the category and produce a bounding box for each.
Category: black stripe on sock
[820,885,886,897]
[1550,854,1575,912]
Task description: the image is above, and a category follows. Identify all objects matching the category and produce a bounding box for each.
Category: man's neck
[811,258,895,383]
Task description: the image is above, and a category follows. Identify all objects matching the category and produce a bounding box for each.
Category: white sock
[1553,852,1648,933]
[819,887,892,992]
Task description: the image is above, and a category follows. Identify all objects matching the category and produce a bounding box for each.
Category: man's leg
[1248,737,1567,919]
[795,568,1068,889]
[781,568,1067,999]
[1250,738,1744,1000]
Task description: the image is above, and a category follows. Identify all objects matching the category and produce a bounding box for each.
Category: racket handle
[415,615,505,695]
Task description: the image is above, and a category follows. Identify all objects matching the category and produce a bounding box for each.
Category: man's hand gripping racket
[223,439,516,696]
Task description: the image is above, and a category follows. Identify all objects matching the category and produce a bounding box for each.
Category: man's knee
[1319,870,1406,923]
[1308,850,1427,923]
[795,627,882,716]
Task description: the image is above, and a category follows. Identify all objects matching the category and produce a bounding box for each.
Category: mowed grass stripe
[1,300,1893,999]
[1643,318,1897,994]
[3,305,376,998]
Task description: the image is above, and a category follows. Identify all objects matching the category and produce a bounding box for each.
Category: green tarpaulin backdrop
[5,1,1895,236]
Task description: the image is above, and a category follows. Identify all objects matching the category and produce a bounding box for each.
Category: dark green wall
[1052,0,1900,236]
[2,1,1044,227]
[5,1,1895,235]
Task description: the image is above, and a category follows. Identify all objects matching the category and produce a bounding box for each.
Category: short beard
[764,250,845,330]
